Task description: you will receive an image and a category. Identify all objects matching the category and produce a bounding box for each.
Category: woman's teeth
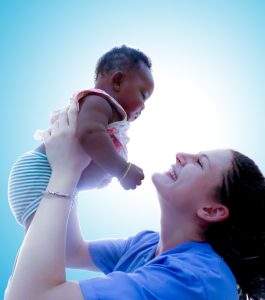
[168,166,178,181]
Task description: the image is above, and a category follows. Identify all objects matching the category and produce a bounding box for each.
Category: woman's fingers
[58,107,69,128]
[46,101,78,137]
[42,127,51,143]
[68,101,78,129]
[50,119,60,135]
[49,106,67,125]
[49,112,59,125]
[51,105,70,133]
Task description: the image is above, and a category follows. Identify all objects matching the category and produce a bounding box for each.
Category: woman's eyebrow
[199,153,210,163]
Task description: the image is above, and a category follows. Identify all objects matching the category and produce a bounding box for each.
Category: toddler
[8,45,154,229]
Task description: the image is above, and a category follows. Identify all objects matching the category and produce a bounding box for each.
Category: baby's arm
[77,95,128,180]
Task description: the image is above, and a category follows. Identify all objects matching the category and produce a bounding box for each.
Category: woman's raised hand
[42,101,91,179]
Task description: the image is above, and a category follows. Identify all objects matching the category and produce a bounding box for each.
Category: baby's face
[116,62,154,121]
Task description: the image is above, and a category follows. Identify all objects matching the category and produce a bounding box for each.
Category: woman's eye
[197,158,203,168]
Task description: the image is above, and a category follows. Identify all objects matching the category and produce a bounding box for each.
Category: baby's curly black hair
[94,45,152,81]
[205,150,265,299]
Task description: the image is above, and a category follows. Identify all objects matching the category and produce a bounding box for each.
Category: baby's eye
[141,91,148,100]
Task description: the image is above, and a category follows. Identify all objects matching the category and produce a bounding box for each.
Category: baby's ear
[197,204,229,223]
[112,71,126,92]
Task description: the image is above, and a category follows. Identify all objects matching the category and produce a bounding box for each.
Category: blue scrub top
[79,230,238,300]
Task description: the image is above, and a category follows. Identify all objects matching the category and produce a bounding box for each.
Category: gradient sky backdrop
[1,0,265,296]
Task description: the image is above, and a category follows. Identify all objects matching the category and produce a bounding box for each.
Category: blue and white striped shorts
[8,150,51,227]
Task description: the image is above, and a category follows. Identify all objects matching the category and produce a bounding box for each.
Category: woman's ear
[111,71,126,92]
[197,204,229,223]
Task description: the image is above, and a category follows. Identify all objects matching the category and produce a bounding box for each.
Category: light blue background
[1,0,265,297]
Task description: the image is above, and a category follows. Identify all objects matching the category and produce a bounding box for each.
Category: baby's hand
[119,163,144,190]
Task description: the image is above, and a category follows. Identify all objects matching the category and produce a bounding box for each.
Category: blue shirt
[79,230,238,300]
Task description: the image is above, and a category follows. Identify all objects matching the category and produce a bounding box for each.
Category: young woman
[6,102,265,300]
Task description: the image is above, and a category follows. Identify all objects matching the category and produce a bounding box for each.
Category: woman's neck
[156,210,204,257]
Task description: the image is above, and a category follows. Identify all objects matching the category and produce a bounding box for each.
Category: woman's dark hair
[205,150,265,300]
[94,45,152,81]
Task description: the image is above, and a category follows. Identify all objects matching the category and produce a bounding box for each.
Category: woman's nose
[176,153,186,165]
[176,153,196,165]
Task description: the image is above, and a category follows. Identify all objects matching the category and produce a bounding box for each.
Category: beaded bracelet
[42,190,77,208]
[119,162,132,183]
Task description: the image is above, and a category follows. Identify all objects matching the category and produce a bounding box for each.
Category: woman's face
[152,149,233,213]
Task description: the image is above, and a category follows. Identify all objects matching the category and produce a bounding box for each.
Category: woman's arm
[6,103,88,300]
[65,201,99,271]
[34,110,101,271]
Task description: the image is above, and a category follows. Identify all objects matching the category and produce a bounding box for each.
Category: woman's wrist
[42,190,77,209]
[47,171,80,196]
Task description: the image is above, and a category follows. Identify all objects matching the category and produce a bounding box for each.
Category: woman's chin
[152,172,173,189]
[151,172,161,184]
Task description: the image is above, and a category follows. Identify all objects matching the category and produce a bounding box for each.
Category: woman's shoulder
[129,230,159,246]
[148,242,238,300]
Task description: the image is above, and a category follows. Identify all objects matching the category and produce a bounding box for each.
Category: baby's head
[95,45,154,121]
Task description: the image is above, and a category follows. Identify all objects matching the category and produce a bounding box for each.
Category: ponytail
[205,150,265,299]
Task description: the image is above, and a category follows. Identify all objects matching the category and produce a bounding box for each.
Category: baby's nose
[133,111,141,120]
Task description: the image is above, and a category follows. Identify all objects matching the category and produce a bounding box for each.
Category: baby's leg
[37,143,111,191]
[77,161,112,190]
[8,150,51,229]
[9,151,111,229]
